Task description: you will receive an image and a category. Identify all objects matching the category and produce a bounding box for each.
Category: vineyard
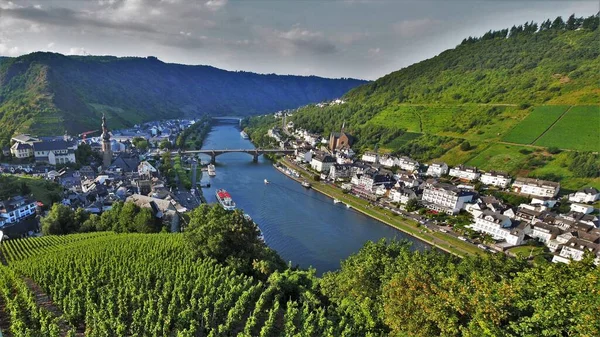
[0,233,358,336]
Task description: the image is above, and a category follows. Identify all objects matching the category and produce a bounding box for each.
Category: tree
[159,139,172,150]
[184,204,284,277]
[566,14,578,30]
[133,208,158,233]
[460,141,472,151]
[582,15,599,31]
[132,137,149,151]
[552,16,566,30]
[41,204,79,235]
[405,198,419,212]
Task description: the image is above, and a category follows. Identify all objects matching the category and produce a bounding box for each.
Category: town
[0,115,210,238]
[260,109,600,264]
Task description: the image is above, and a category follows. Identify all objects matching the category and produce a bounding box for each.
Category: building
[552,238,600,264]
[126,194,185,232]
[295,148,312,163]
[469,210,524,245]
[328,124,352,151]
[426,162,449,178]
[361,152,378,163]
[530,222,561,244]
[421,182,474,215]
[570,203,595,215]
[10,142,33,159]
[33,140,77,165]
[389,187,418,205]
[328,163,353,181]
[356,168,393,192]
[395,156,420,172]
[569,187,600,204]
[512,177,560,198]
[448,165,480,181]
[379,155,396,168]
[138,161,158,178]
[0,196,37,227]
[101,114,112,169]
[310,152,336,173]
[480,171,512,188]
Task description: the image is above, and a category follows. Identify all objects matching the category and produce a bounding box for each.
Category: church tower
[101,114,112,169]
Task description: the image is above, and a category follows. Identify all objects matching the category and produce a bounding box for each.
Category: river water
[198,122,429,274]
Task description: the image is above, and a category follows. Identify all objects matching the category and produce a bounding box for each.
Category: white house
[310,153,336,173]
[138,161,157,177]
[480,171,512,188]
[570,203,595,215]
[328,164,353,181]
[357,168,393,192]
[469,210,523,245]
[552,238,600,264]
[10,142,33,159]
[379,155,396,168]
[361,152,378,163]
[0,196,37,227]
[33,140,77,166]
[448,165,480,181]
[295,149,312,163]
[530,222,561,244]
[395,156,419,172]
[426,162,448,178]
[389,187,418,204]
[421,182,474,215]
[512,177,560,198]
[569,187,600,204]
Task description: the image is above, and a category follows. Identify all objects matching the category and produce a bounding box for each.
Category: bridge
[212,116,243,125]
[174,148,295,163]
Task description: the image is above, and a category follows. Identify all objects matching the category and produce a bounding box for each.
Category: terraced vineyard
[0,233,356,336]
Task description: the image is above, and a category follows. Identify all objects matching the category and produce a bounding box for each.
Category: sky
[0,0,598,80]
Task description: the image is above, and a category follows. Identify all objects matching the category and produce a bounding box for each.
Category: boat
[240,131,249,139]
[207,164,216,177]
[345,203,351,209]
[216,189,236,210]
[264,179,270,184]
[301,181,311,188]
[243,213,265,242]
[333,199,341,204]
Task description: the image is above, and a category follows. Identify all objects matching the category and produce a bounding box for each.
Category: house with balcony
[480,171,512,188]
[425,162,448,178]
[512,177,560,198]
[33,140,77,165]
[0,196,37,227]
[469,210,524,245]
[448,165,480,182]
[395,156,420,172]
[569,187,600,204]
[421,182,474,215]
[310,152,336,173]
[361,152,378,163]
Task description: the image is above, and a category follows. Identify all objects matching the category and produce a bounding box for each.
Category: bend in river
[198,122,429,274]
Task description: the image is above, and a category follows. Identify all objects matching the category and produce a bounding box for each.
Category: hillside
[292,15,600,191]
[0,52,366,145]
[0,229,598,336]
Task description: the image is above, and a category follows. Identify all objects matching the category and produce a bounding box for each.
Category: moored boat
[216,189,236,210]
[301,181,311,188]
[333,199,341,204]
[240,131,249,139]
[264,179,270,184]
[207,164,216,176]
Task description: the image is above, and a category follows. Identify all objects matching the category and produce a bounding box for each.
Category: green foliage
[74,142,100,165]
[534,105,600,151]
[0,174,63,206]
[184,204,285,278]
[41,204,86,235]
[131,136,149,151]
[0,52,364,143]
[567,151,599,178]
[460,141,472,151]
[502,105,568,144]
[405,198,419,212]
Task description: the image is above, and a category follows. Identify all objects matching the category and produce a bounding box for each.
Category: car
[477,244,488,250]
[439,228,448,233]
[458,236,467,241]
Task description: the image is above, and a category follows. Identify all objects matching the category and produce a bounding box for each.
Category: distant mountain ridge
[0,52,366,144]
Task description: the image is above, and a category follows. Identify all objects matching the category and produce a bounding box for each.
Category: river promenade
[277,158,481,257]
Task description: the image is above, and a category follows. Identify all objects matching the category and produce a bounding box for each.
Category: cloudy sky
[0,0,597,80]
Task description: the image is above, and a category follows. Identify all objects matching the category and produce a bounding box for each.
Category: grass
[534,105,600,151]
[507,244,548,259]
[0,174,63,206]
[466,143,531,174]
[174,155,191,189]
[501,105,569,144]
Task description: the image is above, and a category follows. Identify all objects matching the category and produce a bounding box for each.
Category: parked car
[439,228,448,233]
[458,236,467,241]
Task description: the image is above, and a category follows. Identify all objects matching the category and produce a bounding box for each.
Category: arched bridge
[174,149,295,163]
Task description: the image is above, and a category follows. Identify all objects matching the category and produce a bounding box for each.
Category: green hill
[0,53,366,146]
[292,15,600,191]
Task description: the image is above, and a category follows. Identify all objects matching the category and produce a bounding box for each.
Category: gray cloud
[0,0,597,80]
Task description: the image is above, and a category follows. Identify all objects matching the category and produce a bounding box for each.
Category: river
[198,122,429,274]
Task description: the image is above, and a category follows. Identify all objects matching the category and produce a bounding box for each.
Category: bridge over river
[174,148,295,163]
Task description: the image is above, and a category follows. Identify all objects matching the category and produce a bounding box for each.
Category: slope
[0,52,366,145]
[291,15,600,191]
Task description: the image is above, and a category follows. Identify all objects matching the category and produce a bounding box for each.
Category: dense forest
[0,53,365,146]
[0,205,598,336]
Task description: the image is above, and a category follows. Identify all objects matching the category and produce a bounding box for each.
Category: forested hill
[0,52,365,143]
[291,14,599,191]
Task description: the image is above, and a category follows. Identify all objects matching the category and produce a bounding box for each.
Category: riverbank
[278,158,481,257]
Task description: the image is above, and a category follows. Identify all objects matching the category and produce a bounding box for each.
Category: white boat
[345,203,351,209]
[207,164,216,177]
[333,199,341,204]
[216,189,236,210]
[301,181,311,188]
[264,179,270,184]
[243,213,265,242]
[240,131,249,139]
